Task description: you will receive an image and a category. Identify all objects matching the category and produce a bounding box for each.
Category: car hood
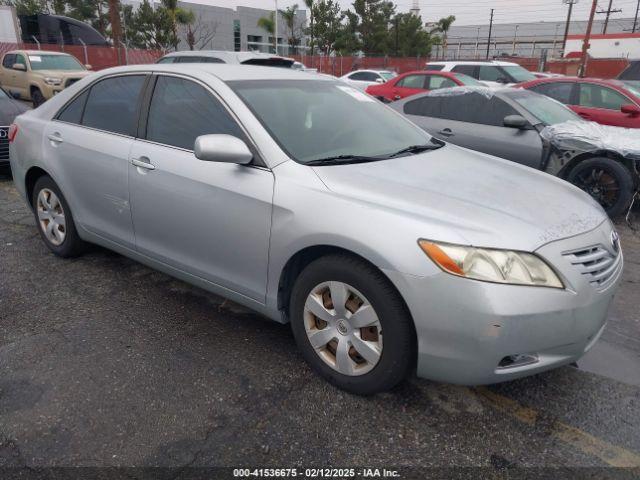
[0,98,28,125]
[312,144,607,252]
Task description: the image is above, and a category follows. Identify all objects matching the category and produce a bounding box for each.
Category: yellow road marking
[474,386,640,467]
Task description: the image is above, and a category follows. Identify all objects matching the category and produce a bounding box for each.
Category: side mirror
[85,64,93,70]
[621,104,640,116]
[194,134,253,165]
[503,115,529,129]
[12,63,26,71]
[375,78,385,84]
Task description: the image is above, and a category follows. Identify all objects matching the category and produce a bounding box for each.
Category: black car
[0,86,29,171]
[392,87,640,217]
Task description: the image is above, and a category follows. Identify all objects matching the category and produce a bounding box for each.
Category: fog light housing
[497,353,539,370]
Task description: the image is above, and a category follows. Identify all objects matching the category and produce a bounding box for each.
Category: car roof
[522,76,633,89]
[160,50,293,63]
[92,63,334,82]
[426,60,519,66]
[5,50,72,56]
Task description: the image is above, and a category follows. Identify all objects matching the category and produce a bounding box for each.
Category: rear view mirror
[621,104,640,116]
[496,77,509,84]
[12,63,26,71]
[194,134,253,165]
[503,115,529,129]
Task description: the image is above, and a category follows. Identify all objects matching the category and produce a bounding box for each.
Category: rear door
[574,82,638,127]
[42,73,147,248]
[392,74,427,100]
[403,93,543,168]
[128,74,274,301]
[526,81,577,108]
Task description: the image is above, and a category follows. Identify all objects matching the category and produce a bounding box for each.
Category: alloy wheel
[574,167,620,210]
[37,188,66,246]
[303,281,383,376]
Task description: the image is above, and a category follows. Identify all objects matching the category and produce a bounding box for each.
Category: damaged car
[392,87,640,217]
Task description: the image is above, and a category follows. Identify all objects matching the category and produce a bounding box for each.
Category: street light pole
[562,0,578,57]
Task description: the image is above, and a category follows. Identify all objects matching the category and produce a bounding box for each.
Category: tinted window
[397,74,426,89]
[2,54,16,68]
[480,97,520,126]
[349,72,377,81]
[57,90,89,124]
[451,65,477,77]
[426,75,457,90]
[579,83,630,110]
[146,76,245,150]
[82,75,146,135]
[425,64,445,71]
[404,96,442,117]
[176,56,225,64]
[529,82,574,104]
[422,93,518,126]
[478,65,504,82]
[156,57,176,64]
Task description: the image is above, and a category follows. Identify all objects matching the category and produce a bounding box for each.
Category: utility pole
[512,24,519,55]
[579,0,598,78]
[486,9,494,59]
[274,0,278,55]
[108,0,122,63]
[596,0,622,34]
[395,16,399,56]
[562,0,579,56]
[633,0,639,33]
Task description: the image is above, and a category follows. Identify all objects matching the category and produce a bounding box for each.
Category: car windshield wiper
[386,140,445,158]
[305,154,382,166]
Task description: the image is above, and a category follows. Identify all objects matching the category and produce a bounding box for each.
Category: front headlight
[44,77,62,86]
[418,240,564,289]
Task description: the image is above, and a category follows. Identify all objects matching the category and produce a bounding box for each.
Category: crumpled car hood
[312,144,608,251]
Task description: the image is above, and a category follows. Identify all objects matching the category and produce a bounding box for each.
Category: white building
[565,33,640,59]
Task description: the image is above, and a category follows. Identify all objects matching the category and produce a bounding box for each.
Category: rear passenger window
[451,65,477,77]
[397,75,426,89]
[404,96,442,117]
[82,75,145,136]
[57,90,89,124]
[529,82,574,104]
[145,76,245,150]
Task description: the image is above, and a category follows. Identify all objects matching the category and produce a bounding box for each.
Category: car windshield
[28,54,85,71]
[230,80,433,164]
[502,65,536,82]
[453,73,484,86]
[380,71,397,80]
[510,91,581,125]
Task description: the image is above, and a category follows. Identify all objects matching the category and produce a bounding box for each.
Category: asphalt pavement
[1,173,639,475]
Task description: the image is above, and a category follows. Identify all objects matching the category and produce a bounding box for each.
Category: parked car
[365,70,484,102]
[424,60,537,88]
[10,65,620,394]
[617,60,640,90]
[518,77,640,129]
[0,85,28,171]
[156,50,295,68]
[339,69,397,91]
[392,87,639,217]
[0,50,91,107]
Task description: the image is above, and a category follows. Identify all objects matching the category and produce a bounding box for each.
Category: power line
[596,0,623,33]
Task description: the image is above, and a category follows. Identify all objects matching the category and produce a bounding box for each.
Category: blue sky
[198,0,639,26]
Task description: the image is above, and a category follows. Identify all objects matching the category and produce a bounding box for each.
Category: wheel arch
[25,166,50,208]
[276,244,414,328]
[558,150,639,188]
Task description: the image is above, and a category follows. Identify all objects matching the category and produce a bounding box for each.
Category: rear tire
[567,157,634,218]
[32,88,46,108]
[289,254,415,395]
[32,175,87,257]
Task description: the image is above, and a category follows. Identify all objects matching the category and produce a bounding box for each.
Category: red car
[365,70,483,102]
[518,77,640,128]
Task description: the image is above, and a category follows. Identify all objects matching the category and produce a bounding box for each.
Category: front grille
[563,245,622,288]
[65,78,80,88]
[0,126,9,161]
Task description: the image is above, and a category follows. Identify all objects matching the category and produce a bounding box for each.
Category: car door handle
[131,157,156,170]
[47,133,63,144]
[438,128,454,137]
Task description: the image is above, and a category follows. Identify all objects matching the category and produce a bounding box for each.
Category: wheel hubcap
[37,188,66,246]
[303,281,382,376]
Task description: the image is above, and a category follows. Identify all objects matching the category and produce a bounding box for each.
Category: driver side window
[479,66,503,82]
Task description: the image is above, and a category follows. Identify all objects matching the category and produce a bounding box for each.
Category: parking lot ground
[1,174,640,472]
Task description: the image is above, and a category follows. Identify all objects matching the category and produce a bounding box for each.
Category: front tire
[32,175,86,257]
[32,88,46,108]
[567,157,634,218]
[290,254,415,395]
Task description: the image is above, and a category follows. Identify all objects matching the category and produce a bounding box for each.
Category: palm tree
[257,12,276,52]
[435,15,456,59]
[304,0,314,56]
[279,4,300,54]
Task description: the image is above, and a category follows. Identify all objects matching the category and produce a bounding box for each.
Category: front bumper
[386,220,622,385]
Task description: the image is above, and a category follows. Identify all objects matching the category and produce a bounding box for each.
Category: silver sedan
[9,64,622,394]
